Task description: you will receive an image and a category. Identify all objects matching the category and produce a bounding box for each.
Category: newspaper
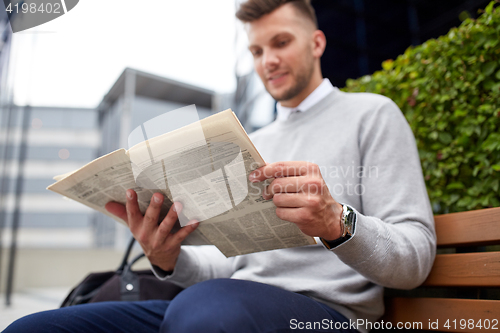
[47,109,316,257]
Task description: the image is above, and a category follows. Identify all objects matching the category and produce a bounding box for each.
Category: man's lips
[267,72,288,85]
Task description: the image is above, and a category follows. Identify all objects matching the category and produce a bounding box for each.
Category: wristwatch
[320,203,357,250]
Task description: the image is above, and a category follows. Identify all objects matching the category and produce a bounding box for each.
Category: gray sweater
[157,88,436,332]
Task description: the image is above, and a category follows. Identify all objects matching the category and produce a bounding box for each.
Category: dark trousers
[4,279,359,333]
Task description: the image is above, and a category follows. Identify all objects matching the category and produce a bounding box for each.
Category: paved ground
[0,288,69,331]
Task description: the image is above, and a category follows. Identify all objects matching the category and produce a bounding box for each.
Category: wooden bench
[382,207,500,332]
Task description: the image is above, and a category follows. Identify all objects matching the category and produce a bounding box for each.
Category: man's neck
[280,74,324,108]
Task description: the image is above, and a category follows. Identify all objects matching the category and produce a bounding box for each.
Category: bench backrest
[383,207,500,332]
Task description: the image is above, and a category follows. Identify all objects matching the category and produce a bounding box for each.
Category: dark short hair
[236,0,317,28]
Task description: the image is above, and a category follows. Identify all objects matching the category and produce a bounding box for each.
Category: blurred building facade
[1,69,216,252]
[0,106,99,249]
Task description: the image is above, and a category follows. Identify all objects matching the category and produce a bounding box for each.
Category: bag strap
[117,236,136,273]
[129,253,146,268]
[122,253,146,275]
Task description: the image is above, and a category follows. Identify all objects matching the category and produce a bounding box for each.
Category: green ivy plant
[343,1,500,214]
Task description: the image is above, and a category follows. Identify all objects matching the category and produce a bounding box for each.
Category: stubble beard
[267,60,315,102]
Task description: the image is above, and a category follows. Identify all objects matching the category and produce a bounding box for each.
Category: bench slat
[434,207,500,247]
[384,297,500,332]
[422,252,500,287]
[383,208,500,331]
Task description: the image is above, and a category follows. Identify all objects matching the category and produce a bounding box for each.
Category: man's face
[246,4,317,105]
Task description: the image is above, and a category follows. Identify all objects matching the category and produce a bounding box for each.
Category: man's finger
[272,193,313,208]
[264,176,324,199]
[156,202,182,244]
[143,193,164,233]
[275,207,310,224]
[105,201,128,224]
[125,189,143,231]
[249,161,312,182]
[170,219,200,245]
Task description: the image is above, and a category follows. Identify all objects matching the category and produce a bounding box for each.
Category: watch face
[321,204,357,250]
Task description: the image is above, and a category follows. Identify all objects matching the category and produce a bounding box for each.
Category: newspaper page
[127,109,316,257]
[47,149,211,246]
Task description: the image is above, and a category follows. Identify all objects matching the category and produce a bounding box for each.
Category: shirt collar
[276,78,334,121]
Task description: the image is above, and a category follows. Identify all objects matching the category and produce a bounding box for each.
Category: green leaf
[482,133,500,151]
[489,197,500,206]
[382,60,394,71]
[454,109,468,117]
[485,1,495,13]
[447,182,465,190]
[482,61,497,76]
[491,82,500,93]
[457,197,472,207]
[492,179,499,192]
[483,79,495,90]
[493,164,500,171]
[484,37,499,49]
[459,11,471,21]
[439,132,453,144]
[449,194,460,203]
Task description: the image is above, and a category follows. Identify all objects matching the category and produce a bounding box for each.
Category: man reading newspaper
[5,1,436,332]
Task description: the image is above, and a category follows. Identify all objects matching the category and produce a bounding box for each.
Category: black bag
[61,237,183,307]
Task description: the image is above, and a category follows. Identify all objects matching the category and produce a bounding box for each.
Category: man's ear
[312,30,327,59]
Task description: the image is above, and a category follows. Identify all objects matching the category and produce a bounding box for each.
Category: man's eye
[278,40,289,47]
[252,50,262,57]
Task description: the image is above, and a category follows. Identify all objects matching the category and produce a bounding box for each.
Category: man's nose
[262,50,279,70]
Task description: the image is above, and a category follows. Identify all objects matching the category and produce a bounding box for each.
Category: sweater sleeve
[151,245,235,288]
[332,97,436,290]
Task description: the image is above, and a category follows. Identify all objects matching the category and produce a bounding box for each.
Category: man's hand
[105,190,199,272]
[249,161,343,241]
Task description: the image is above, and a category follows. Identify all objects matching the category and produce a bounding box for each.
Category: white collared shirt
[276,78,335,121]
